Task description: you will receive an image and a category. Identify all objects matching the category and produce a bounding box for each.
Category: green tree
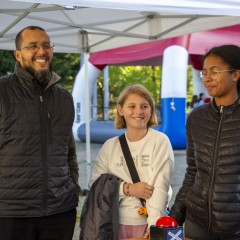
[0,50,15,76]
[96,65,162,119]
[108,66,161,104]
[187,65,194,114]
[53,53,80,92]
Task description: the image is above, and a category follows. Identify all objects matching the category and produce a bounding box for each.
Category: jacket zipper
[207,105,223,232]
[47,109,52,144]
[39,95,48,216]
[0,98,2,116]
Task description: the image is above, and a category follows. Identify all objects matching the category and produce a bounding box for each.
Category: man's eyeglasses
[18,42,54,53]
[199,69,236,79]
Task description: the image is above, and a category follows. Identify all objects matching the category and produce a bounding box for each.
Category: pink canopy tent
[89,24,240,70]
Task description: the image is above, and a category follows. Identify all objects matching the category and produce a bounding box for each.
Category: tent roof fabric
[1,0,240,53]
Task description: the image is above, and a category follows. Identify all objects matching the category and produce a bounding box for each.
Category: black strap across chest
[119,134,146,206]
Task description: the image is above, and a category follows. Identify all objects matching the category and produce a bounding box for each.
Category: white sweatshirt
[89,128,174,228]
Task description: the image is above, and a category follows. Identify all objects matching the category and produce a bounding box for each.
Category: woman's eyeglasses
[199,69,236,79]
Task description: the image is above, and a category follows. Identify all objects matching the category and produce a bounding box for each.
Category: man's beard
[25,64,52,89]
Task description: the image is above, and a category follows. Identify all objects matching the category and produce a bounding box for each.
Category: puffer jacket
[0,63,79,217]
[80,173,120,240]
[170,98,240,239]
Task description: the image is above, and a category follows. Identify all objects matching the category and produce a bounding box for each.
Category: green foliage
[187,65,194,114]
[99,66,161,103]
[53,53,80,92]
[95,66,162,119]
[0,50,15,76]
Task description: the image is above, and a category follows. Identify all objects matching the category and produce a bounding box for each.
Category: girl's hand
[143,228,150,239]
[129,182,154,199]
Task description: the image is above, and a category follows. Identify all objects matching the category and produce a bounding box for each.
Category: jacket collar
[14,62,61,92]
[211,97,240,114]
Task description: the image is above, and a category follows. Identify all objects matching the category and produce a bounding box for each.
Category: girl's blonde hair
[114,84,158,129]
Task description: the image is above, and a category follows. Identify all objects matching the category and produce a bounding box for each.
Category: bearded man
[0,26,80,240]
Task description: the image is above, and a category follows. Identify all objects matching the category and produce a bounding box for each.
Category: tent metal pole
[84,52,91,165]
[81,31,91,165]
[103,66,109,121]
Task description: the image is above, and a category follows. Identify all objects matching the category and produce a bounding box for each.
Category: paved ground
[72,141,187,240]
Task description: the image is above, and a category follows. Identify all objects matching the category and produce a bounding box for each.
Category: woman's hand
[129,182,154,199]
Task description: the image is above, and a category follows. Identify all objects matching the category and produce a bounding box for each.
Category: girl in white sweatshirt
[89,84,174,239]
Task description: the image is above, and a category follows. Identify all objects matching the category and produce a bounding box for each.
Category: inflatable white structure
[72,61,125,146]
[72,61,101,141]
[192,68,209,97]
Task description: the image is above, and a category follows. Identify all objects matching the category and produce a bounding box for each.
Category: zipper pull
[220,105,223,113]
[40,95,43,103]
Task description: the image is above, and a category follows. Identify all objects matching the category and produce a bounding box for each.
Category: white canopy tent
[1,0,240,163]
[1,0,240,53]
